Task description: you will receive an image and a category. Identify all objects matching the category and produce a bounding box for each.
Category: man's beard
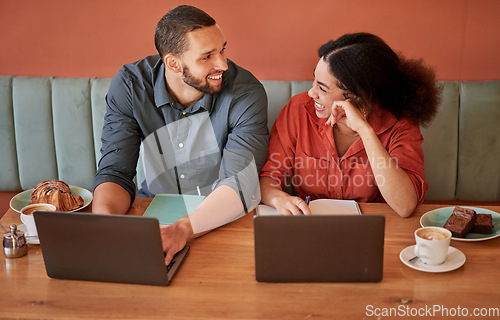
[182,65,223,95]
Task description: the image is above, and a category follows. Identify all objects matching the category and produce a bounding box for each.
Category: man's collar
[153,60,172,108]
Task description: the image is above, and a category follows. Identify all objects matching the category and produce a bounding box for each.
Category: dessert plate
[9,186,92,214]
[17,224,40,245]
[400,245,465,273]
[420,206,500,242]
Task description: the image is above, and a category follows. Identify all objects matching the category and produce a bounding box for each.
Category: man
[93,5,268,264]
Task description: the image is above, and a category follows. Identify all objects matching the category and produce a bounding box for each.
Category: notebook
[142,194,205,225]
[33,211,189,286]
[253,214,385,282]
[257,198,361,216]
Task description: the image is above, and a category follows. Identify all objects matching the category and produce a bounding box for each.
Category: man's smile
[207,73,223,80]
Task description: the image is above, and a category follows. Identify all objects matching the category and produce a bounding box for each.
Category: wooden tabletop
[1,199,499,320]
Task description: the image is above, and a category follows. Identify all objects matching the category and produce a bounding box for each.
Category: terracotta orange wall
[1,0,499,81]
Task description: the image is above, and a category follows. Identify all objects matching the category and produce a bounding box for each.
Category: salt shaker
[3,224,28,258]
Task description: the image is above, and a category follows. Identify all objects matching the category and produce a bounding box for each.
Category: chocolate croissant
[30,179,84,211]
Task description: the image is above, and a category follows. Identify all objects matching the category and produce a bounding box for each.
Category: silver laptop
[254,215,385,282]
[34,211,189,286]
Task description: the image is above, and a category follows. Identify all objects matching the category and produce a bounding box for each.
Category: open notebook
[256,198,361,216]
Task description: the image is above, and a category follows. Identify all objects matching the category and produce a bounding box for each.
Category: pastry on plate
[443,206,477,238]
[30,180,84,211]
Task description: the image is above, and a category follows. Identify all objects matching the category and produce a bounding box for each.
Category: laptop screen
[254,215,385,282]
[34,211,189,286]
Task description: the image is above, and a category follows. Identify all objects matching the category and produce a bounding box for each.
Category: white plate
[420,206,500,241]
[17,224,40,245]
[9,186,92,214]
[400,245,465,273]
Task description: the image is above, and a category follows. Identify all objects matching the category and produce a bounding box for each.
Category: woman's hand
[260,177,311,215]
[272,194,312,215]
[325,99,368,133]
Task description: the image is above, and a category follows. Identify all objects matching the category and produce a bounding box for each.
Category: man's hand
[160,216,194,265]
[159,185,244,265]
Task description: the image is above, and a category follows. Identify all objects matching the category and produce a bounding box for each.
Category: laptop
[33,211,189,286]
[254,215,385,282]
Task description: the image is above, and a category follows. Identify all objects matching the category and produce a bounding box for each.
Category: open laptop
[254,215,385,282]
[33,211,189,286]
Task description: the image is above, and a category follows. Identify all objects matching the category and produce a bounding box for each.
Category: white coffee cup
[414,227,451,265]
[20,203,56,236]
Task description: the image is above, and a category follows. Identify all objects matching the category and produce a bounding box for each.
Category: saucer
[399,245,465,273]
[17,224,40,245]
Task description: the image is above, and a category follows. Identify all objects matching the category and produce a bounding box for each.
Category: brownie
[470,213,493,234]
[444,207,477,238]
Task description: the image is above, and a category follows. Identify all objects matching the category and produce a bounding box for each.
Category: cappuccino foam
[23,206,53,215]
[417,228,449,241]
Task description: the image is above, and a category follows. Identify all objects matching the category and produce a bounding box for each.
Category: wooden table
[1,199,499,319]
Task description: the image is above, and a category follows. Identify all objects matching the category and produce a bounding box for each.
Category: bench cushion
[0,75,499,202]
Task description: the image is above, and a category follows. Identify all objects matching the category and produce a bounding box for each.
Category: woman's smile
[314,101,326,111]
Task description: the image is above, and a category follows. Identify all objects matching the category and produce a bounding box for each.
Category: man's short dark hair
[154,5,216,58]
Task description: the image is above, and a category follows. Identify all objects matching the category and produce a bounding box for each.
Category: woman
[259,32,441,217]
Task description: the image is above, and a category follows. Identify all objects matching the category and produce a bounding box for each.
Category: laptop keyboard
[166,260,176,272]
